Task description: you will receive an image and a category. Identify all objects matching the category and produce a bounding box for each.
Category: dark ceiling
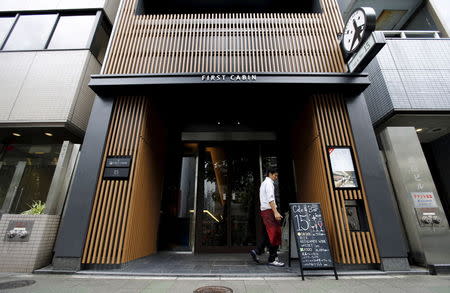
[139,0,322,14]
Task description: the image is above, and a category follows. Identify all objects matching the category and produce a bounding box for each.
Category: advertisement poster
[328,147,358,188]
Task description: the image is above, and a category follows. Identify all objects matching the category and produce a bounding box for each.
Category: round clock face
[343,9,367,53]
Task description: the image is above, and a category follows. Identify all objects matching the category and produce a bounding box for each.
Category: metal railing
[380,30,441,39]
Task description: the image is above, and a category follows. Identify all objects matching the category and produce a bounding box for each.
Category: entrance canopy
[89,73,370,97]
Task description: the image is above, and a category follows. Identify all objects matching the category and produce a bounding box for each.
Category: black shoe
[249,249,260,263]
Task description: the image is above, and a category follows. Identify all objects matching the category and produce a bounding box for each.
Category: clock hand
[350,20,359,50]
[350,19,365,50]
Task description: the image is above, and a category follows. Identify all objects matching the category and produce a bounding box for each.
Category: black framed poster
[327,147,358,189]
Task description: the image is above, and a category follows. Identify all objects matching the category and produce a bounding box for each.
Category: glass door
[196,144,260,252]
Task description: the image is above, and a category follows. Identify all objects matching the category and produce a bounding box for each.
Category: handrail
[379,30,441,39]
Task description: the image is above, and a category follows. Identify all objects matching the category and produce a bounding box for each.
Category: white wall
[428,0,450,37]
[0,0,120,24]
[0,50,100,132]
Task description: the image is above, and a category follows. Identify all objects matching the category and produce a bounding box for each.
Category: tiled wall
[363,39,450,125]
[0,214,60,273]
[0,51,99,133]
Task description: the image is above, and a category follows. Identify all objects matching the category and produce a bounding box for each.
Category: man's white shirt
[260,176,276,211]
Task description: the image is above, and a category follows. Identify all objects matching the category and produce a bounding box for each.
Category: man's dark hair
[266,168,278,176]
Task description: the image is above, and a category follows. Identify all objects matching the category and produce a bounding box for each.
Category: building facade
[52,0,411,272]
[0,0,119,272]
[339,0,450,273]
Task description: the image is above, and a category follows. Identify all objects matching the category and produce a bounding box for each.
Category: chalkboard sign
[289,203,338,280]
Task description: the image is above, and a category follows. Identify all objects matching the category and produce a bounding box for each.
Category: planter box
[0,214,60,272]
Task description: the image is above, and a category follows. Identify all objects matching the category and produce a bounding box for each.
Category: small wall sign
[103,156,132,180]
[4,220,34,242]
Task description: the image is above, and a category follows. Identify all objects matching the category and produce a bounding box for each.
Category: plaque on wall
[103,167,130,180]
[328,147,359,189]
[4,220,34,242]
[106,157,132,168]
[103,156,132,180]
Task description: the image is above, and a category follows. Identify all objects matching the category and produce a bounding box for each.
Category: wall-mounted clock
[341,7,376,58]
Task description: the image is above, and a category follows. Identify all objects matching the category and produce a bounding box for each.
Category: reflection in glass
[230,149,258,246]
[0,144,61,214]
[201,147,228,246]
[179,156,196,250]
[0,17,15,47]
[3,14,57,50]
[261,146,280,207]
[48,15,96,49]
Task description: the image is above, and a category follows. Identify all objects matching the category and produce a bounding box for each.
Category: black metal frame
[326,145,361,190]
[0,10,104,52]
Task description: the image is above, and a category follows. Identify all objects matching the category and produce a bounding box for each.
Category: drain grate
[194,286,233,293]
[0,280,36,290]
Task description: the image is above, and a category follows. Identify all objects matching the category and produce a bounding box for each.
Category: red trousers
[260,209,282,246]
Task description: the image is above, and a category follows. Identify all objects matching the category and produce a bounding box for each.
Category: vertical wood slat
[102,0,346,74]
[82,97,152,264]
[310,94,380,264]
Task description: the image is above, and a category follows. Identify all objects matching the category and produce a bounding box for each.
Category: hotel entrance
[158,141,286,253]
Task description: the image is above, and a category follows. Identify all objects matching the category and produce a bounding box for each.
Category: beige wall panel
[0,52,35,121]
[8,50,90,122]
[70,54,102,132]
[104,0,121,24]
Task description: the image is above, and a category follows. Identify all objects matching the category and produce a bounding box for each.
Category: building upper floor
[0,0,120,24]
[363,32,450,126]
[100,0,349,75]
[337,0,449,37]
[0,1,120,135]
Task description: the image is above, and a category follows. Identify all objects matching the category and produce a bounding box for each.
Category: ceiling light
[416,128,423,133]
[12,133,21,137]
[217,121,221,125]
[237,121,241,125]
[44,132,53,137]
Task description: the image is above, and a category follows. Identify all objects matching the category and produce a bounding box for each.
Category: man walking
[250,168,285,267]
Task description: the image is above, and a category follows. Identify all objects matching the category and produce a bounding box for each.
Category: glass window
[0,17,15,48]
[3,14,57,50]
[0,144,61,214]
[47,15,96,49]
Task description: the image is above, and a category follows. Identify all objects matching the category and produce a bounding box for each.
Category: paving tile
[141,280,176,293]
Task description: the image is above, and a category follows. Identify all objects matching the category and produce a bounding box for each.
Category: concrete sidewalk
[0,273,449,293]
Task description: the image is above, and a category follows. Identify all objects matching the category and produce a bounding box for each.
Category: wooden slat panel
[102,0,346,74]
[82,97,166,264]
[291,95,380,264]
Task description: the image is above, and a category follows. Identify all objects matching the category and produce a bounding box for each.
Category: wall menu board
[328,147,358,189]
[289,203,338,280]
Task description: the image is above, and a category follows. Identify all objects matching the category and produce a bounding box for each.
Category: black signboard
[106,157,132,168]
[103,156,132,180]
[289,203,338,280]
[103,167,130,179]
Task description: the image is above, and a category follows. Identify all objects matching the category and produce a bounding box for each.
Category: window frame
[0,10,102,52]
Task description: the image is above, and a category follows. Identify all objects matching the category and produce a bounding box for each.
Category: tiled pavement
[0,273,449,293]
[37,252,421,277]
